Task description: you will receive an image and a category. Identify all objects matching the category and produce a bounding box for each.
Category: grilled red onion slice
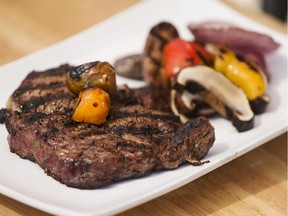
[188,21,280,54]
[235,48,267,70]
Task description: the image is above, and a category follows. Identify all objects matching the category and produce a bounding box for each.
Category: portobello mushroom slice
[113,54,143,80]
[171,65,254,132]
[170,89,216,123]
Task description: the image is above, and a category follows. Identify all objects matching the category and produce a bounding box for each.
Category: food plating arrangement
[114,21,279,132]
[0,20,280,189]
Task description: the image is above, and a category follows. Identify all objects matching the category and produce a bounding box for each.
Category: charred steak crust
[0,108,6,124]
[6,64,75,113]
[6,107,214,189]
[4,64,215,189]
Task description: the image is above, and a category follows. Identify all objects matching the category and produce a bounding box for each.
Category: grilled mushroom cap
[171,65,254,132]
[113,54,143,80]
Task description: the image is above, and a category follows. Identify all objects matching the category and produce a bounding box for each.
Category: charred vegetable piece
[171,65,254,132]
[113,54,143,80]
[72,87,110,125]
[207,45,270,113]
[143,22,179,89]
[170,89,216,119]
[67,61,116,96]
[188,21,280,71]
[249,93,270,114]
[0,108,6,124]
[213,46,267,101]
[163,38,214,77]
[233,47,267,72]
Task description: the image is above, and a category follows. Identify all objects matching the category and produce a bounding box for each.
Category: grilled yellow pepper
[72,87,110,125]
[213,46,267,100]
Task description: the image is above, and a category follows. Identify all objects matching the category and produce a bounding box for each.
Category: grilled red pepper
[163,38,213,77]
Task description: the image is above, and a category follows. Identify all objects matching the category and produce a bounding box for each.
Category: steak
[3,64,215,189]
[6,64,75,113]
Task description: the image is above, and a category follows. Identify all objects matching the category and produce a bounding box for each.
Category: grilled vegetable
[188,21,280,53]
[171,65,254,132]
[67,61,116,96]
[188,21,280,70]
[213,46,267,101]
[72,87,110,125]
[163,38,214,77]
[143,22,179,89]
[114,54,143,80]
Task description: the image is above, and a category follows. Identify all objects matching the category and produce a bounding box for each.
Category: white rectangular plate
[0,0,287,215]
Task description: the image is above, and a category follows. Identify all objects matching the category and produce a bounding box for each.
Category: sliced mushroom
[212,45,268,101]
[171,89,216,123]
[171,65,254,132]
[113,54,143,80]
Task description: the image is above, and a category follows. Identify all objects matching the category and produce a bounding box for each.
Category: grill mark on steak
[12,82,69,106]
[6,109,214,189]
[20,92,75,113]
[3,64,215,189]
[7,64,74,113]
[109,111,179,125]
[109,125,164,136]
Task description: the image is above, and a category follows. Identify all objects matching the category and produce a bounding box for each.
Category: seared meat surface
[6,106,214,189]
[7,64,75,113]
[4,64,215,189]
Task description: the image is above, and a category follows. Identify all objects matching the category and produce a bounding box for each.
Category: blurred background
[0,0,286,66]
[231,0,287,22]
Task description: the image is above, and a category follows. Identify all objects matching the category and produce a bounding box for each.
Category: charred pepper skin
[67,61,116,96]
[213,46,267,101]
[163,38,214,77]
[72,87,110,125]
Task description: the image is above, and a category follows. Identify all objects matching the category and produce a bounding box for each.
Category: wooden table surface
[0,1,287,215]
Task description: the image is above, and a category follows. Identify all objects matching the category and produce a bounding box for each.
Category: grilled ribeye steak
[6,106,214,189]
[4,64,215,189]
